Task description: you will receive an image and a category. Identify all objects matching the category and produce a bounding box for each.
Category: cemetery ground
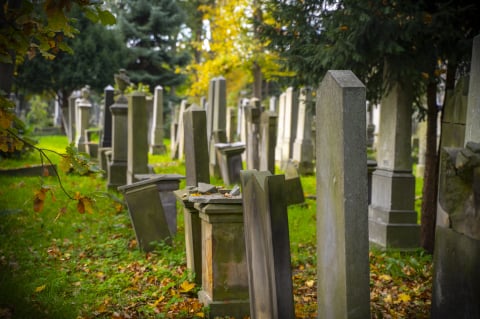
[0,135,432,319]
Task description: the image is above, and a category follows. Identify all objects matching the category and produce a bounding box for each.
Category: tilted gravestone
[316,70,371,318]
[240,170,294,319]
[118,179,171,252]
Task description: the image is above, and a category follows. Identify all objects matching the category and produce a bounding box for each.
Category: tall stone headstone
[241,170,294,319]
[316,70,371,319]
[245,98,262,170]
[127,93,149,184]
[177,100,189,160]
[368,76,420,249]
[170,103,180,159]
[107,96,128,188]
[107,69,130,189]
[100,85,114,148]
[431,34,480,319]
[292,87,315,175]
[281,87,298,168]
[149,86,166,154]
[65,91,79,143]
[209,77,227,177]
[465,35,480,144]
[226,106,237,142]
[184,105,210,187]
[259,111,277,174]
[275,92,286,163]
[75,86,92,153]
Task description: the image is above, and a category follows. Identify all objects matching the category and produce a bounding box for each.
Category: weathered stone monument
[118,179,172,252]
[208,77,228,177]
[316,70,371,318]
[175,105,210,285]
[98,85,114,173]
[149,86,166,154]
[241,170,294,319]
[75,85,92,153]
[215,142,245,185]
[107,69,130,189]
[245,98,262,170]
[292,87,315,175]
[431,34,480,319]
[368,73,420,249]
[259,110,277,174]
[127,93,150,184]
[189,191,249,319]
[281,87,298,168]
[275,92,286,164]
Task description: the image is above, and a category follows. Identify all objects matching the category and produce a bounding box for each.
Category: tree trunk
[420,80,438,253]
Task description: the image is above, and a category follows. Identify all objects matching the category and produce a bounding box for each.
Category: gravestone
[316,70,371,318]
[275,92,286,164]
[245,98,262,170]
[269,96,278,113]
[100,85,114,148]
[226,106,237,142]
[127,93,149,184]
[149,86,166,154]
[240,170,294,319]
[98,85,115,174]
[259,110,277,174]
[65,91,80,143]
[118,180,171,252]
[170,103,180,159]
[177,100,189,160]
[366,101,376,148]
[75,86,92,153]
[195,197,249,318]
[284,161,305,206]
[368,74,420,249]
[292,87,315,175]
[441,75,469,149]
[281,87,298,168]
[431,34,480,319]
[215,142,245,185]
[134,173,185,235]
[107,70,130,189]
[184,105,210,187]
[209,77,227,177]
[180,105,210,284]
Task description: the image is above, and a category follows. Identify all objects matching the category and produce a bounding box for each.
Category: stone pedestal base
[107,160,127,189]
[368,169,420,249]
[196,202,249,319]
[198,290,249,319]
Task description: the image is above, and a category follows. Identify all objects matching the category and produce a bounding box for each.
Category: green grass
[0,136,432,318]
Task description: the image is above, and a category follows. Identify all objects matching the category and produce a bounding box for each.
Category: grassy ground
[0,135,432,318]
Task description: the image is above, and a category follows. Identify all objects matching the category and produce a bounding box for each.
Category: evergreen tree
[116,0,190,99]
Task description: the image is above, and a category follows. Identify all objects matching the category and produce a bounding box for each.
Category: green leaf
[97,9,116,26]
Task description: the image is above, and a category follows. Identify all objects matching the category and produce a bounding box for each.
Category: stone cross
[316,70,371,318]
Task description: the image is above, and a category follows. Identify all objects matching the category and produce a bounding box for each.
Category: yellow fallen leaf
[179,281,195,293]
[383,294,393,303]
[35,284,46,292]
[379,274,392,281]
[152,295,165,307]
[397,293,411,303]
[305,280,315,288]
[195,312,205,318]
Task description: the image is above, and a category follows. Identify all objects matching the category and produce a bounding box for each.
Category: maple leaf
[179,281,196,293]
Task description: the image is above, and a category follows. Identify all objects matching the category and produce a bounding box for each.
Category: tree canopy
[116,0,190,100]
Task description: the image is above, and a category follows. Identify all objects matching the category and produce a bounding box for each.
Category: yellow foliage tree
[184,0,290,105]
